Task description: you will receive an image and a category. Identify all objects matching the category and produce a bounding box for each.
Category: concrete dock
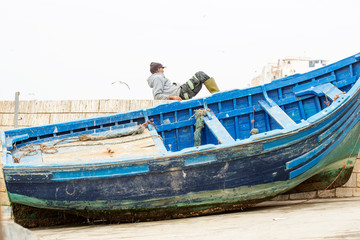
[31,197,360,240]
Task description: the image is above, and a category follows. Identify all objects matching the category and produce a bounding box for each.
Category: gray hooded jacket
[147,73,181,100]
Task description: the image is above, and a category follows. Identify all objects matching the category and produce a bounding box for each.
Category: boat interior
[2,55,360,162]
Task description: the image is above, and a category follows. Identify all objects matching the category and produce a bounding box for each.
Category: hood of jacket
[147,72,164,88]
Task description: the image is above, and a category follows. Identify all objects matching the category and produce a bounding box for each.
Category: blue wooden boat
[2,52,360,225]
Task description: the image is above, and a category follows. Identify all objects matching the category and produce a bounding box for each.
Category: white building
[251,57,328,86]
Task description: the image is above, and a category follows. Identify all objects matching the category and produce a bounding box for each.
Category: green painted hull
[288,120,360,193]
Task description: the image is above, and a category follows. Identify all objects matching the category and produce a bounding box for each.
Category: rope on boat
[12,120,154,163]
[192,106,259,145]
[324,87,346,107]
[250,106,259,135]
[78,120,151,141]
[12,144,60,163]
[193,108,210,147]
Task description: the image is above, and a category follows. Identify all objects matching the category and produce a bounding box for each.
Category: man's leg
[203,77,220,94]
[180,71,220,100]
[195,71,220,94]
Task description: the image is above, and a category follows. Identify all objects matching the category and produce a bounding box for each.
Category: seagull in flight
[111,81,130,90]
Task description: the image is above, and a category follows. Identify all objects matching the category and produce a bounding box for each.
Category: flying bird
[111,81,130,90]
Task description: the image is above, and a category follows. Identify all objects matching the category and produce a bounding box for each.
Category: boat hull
[5,98,360,223]
[3,52,360,226]
[8,118,360,226]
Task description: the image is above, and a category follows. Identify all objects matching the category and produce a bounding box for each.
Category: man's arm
[169,96,182,101]
[152,77,169,100]
[152,75,181,100]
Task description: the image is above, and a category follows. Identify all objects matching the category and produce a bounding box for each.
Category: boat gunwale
[3,77,360,172]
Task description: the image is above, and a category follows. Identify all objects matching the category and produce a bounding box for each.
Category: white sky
[1,0,360,101]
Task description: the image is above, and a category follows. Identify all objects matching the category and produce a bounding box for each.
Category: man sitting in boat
[147,62,220,100]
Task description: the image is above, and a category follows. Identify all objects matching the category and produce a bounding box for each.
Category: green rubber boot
[204,77,220,94]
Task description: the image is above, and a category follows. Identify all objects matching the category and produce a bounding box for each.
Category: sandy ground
[31,197,360,240]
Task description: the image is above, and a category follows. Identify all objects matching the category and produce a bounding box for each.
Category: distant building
[251,57,328,86]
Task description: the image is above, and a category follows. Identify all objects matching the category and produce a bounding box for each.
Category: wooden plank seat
[203,111,235,144]
[258,100,297,129]
[259,86,297,129]
[143,110,168,154]
[293,82,344,101]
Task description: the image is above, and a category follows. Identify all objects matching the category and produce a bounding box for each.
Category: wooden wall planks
[0,99,170,129]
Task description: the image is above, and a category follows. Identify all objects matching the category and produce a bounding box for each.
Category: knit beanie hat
[150,62,165,74]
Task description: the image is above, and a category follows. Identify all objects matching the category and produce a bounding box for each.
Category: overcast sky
[1,0,360,101]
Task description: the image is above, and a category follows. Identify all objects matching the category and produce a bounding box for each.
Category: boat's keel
[12,197,274,228]
[12,203,88,228]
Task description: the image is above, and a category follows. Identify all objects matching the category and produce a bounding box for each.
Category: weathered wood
[143,110,168,154]
[258,100,297,129]
[203,111,234,144]
[18,114,51,127]
[78,125,144,141]
[0,126,12,132]
[42,129,159,163]
[14,92,20,128]
[294,82,344,100]
[70,100,100,113]
[50,113,87,124]
[130,100,154,110]
[0,99,168,130]
[0,101,14,113]
[18,100,38,114]
[32,100,72,113]
[99,100,130,113]
[85,113,105,118]
[1,114,15,126]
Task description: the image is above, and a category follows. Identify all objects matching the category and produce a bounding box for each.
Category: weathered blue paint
[289,101,360,178]
[258,100,296,128]
[2,52,360,222]
[260,85,297,127]
[51,165,150,181]
[293,82,343,101]
[287,97,360,170]
[184,154,217,166]
[203,111,235,144]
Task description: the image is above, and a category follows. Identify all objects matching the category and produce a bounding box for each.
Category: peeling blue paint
[184,154,217,166]
[52,165,150,181]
